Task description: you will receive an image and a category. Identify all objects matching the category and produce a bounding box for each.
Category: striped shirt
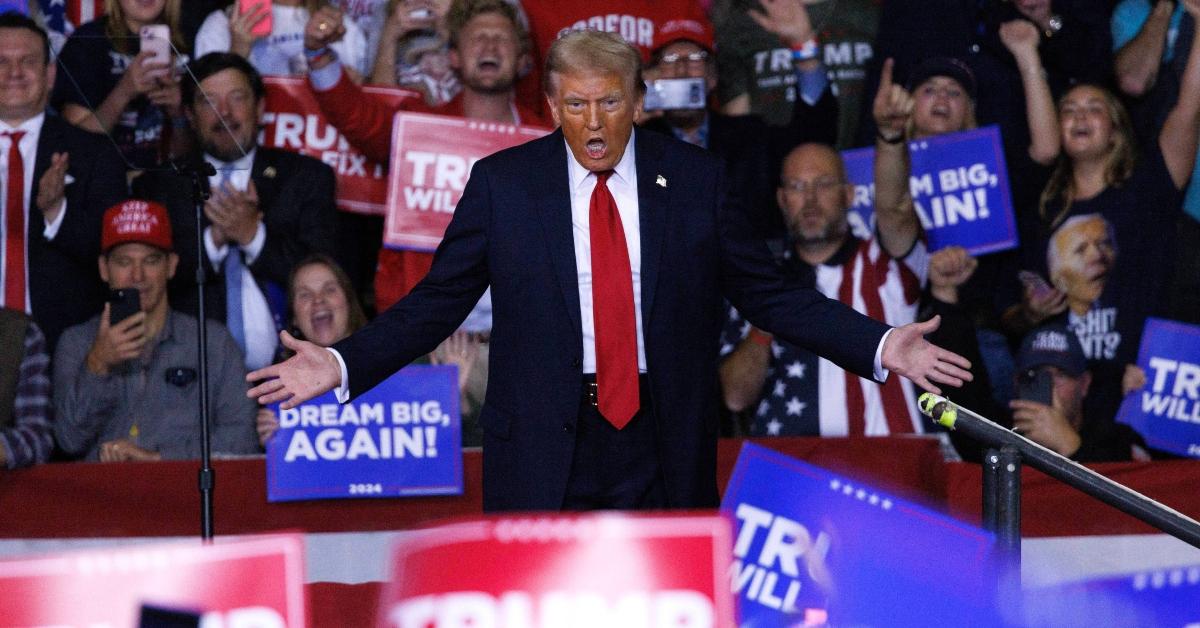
[721,236,930,436]
[0,320,52,468]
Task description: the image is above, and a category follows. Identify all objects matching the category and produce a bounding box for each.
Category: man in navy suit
[0,13,126,352]
[249,29,972,512]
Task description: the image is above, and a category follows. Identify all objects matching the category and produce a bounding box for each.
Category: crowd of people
[0,0,1196,471]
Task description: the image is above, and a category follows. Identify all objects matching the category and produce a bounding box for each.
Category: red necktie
[589,171,639,428]
[3,131,26,311]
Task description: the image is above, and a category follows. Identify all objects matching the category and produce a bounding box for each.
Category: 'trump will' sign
[1117,318,1200,457]
[384,112,551,251]
[376,514,736,627]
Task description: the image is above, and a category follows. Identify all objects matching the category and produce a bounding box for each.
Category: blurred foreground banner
[721,442,998,626]
[1022,563,1200,626]
[842,125,1017,255]
[384,113,551,251]
[262,78,421,215]
[1117,317,1200,457]
[0,534,306,626]
[267,364,463,502]
[376,514,736,627]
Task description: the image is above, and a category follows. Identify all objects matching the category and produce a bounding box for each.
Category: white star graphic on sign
[773,380,787,397]
[740,321,751,336]
[785,361,806,379]
[771,343,784,358]
[766,418,783,435]
[720,343,733,355]
[868,494,879,505]
[757,400,770,416]
[785,397,806,416]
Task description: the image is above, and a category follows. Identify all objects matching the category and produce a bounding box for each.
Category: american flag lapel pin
[656,174,667,188]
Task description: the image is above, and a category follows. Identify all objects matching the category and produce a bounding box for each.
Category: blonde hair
[543,29,642,96]
[1038,84,1136,229]
[104,0,186,55]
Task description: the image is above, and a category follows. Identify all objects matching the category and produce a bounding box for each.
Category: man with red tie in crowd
[249,30,973,512]
[0,12,126,351]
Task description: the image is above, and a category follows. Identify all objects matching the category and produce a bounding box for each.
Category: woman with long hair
[51,0,190,168]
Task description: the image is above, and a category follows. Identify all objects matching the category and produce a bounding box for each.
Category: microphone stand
[176,159,217,541]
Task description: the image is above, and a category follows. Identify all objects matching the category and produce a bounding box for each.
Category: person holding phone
[51,0,191,169]
[195,0,369,78]
[53,199,258,462]
[924,246,1148,462]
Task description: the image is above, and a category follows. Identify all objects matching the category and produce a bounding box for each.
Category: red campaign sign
[0,534,306,626]
[383,112,552,252]
[376,514,737,627]
[261,77,421,215]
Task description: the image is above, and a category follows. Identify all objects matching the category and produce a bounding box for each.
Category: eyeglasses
[779,177,844,196]
[659,50,709,65]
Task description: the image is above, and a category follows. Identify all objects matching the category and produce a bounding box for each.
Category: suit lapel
[635,129,668,332]
[249,148,278,211]
[532,130,583,341]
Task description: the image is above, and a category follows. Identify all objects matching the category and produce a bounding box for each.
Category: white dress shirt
[332,129,890,401]
[203,149,276,370]
[0,114,67,313]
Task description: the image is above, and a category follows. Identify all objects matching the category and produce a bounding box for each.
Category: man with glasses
[641,15,837,239]
[719,133,931,437]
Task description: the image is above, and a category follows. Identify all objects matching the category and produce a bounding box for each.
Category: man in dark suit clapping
[134,53,338,371]
[0,13,127,352]
[248,29,972,512]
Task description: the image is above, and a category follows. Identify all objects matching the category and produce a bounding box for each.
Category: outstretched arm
[247,331,343,409]
[881,316,973,394]
[1000,19,1060,165]
[871,58,920,258]
[1160,0,1200,187]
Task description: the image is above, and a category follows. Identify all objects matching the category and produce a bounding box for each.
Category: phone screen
[643,78,707,111]
[238,0,274,38]
[139,25,171,70]
[109,289,141,326]
[1016,368,1053,406]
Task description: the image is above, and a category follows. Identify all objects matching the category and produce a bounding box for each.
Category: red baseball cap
[101,199,173,253]
[653,18,715,56]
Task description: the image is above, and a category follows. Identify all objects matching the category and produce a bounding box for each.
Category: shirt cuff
[797,65,829,107]
[41,199,67,239]
[205,227,229,266]
[309,60,344,91]
[328,347,350,403]
[240,222,266,264]
[873,328,893,382]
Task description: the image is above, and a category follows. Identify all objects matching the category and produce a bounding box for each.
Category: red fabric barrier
[0,437,944,538]
[944,460,1200,536]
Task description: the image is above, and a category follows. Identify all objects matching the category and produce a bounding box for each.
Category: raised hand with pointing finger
[872,58,913,143]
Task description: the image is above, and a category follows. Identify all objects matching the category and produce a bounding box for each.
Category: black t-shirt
[51,19,176,169]
[1021,147,1183,422]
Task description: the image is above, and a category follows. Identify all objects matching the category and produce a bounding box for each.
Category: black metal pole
[181,161,216,541]
[996,446,1022,561]
[920,394,1200,549]
[982,448,1000,533]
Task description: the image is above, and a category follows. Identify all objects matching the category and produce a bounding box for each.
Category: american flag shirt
[720,235,933,437]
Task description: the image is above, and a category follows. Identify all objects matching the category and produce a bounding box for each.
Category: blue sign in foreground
[721,442,997,626]
[267,365,462,502]
[842,125,1017,256]
[1023,564,1200,626]
[1117,318,1200,458]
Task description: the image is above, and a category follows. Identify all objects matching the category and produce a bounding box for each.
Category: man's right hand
[86,303,147,376]
[872,58,913,141]
[247,331,342,409]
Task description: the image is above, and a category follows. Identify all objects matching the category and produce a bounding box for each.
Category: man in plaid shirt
[0,309,52,468]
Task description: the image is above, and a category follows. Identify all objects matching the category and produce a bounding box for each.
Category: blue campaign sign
[266,365,463,502]
[842,125,1018,256]
[721,443,997,626]
[1117,318,1200,457]
[1023,565,1200,626]
[0,2,25,15]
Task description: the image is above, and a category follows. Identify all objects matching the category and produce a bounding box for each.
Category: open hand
[205,179,261,246]
[747,0,815,47]
[881,315,973,394]
[999,19,1041,61]
[247,331,343,409]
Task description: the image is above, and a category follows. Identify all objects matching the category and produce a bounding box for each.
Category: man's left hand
[99,439,162,462]
[36,151,68,223]
[881,315,973,394]
[205,179,262,247]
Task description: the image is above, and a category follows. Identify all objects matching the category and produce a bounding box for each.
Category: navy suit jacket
[333,128,889,511]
